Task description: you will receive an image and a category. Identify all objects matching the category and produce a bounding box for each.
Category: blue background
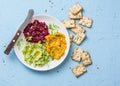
[0,0,120,86]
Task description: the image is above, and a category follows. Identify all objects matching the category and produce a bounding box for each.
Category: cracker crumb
[45,9,47,13]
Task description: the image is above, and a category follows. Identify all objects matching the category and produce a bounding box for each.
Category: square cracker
[72,64,87,77]
[71,47,83,62]
[79,16,93,28]
[62,20,76,28]
[70,24,85,34]
[69,34,73,46]
[82,51,92,66]
[69,11,82,19]
[73,33,86,45]
[69,3,82,15]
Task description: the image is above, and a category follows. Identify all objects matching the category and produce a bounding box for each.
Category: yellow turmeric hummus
[45,32,66,60]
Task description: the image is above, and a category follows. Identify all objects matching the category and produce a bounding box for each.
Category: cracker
[69,34,73,46]
[79,16,93,28]
[71,47,83,62]
[62,20,76,28]
[70,24,85,34]
[82,51,92,66]
[69,11,82,19]
[69,3,83,15]
[73,33,86,45]
[72,64,87,77]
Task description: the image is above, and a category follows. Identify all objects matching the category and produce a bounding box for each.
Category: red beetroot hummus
[23,20,49,43]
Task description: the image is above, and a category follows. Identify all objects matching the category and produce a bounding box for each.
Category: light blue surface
[0,0,120,86]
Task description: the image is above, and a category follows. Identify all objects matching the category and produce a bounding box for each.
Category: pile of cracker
[62,3,93,78]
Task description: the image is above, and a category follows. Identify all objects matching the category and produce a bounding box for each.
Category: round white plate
[14,15,70,71]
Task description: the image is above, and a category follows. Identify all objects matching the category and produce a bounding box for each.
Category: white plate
[14,15,70,71]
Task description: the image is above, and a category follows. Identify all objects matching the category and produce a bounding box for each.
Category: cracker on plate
[79,16,93,28]
[73,33,86,45]
[82,51,92,66]
[62,20,76,28]
[72,64,87,77]
[69,3,83,15]
[70,24,85,34]
[69,11,82,19]
[71,47,83,62]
